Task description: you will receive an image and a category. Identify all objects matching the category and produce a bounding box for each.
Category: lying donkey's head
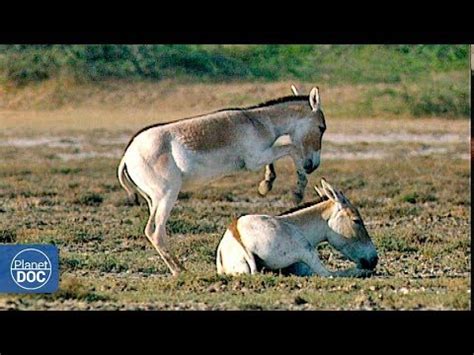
[315,178,378,270]
[290,85,326,174]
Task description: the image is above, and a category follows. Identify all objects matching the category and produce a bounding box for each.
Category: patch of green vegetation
[73,230,104,243]
[402,193,418,204]
[101,183,120,192]
[0,45,468,118]
[376,234,418,253]
[178,192,192,200]
[97,256,129,273]
[17,169,32,176]
[166,218,217,235]
[75,192,103,206]
[0,45,468,85]
[137,266,159,276]
[35,235,63,245]
[423,194,438,202]
[38,197,57,206]
[50,277,111,302]
[61,257,86,272]
[359,72,470,118]
[403,80,470,118]
[51,167,82,175]
[0,229,17,243]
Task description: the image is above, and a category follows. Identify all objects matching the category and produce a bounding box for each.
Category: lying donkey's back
[216,178,378,278]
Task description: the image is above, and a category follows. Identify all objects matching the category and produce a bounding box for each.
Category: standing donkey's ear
[309,87,321,111]
[291,85,299,96]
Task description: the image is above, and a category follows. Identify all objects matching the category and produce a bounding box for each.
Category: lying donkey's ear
[291,85,299,96]
[321,178,342,203]
[309,87,321,111]
[314,186,324,198]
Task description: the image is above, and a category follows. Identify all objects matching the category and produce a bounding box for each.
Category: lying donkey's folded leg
[281,262,313,276]
[285,263,374,278]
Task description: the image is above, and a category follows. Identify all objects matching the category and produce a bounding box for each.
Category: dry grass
[0,82,470,310]
[1,78,469,141]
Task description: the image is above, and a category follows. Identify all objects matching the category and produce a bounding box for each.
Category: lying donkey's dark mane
[277,195,327,216]
[123,95,309,153]
[219,95,309,112]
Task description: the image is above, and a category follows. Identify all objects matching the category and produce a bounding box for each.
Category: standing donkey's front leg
[288,151,309,205]
[258,85,302,199]
[258,163,276,196]
[256,151,307,206]
[293,167,308,205]
[332,267,374,278]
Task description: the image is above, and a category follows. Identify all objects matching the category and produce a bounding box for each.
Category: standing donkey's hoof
[337,268,375,278]
[356,269,375,278]
[170,258,187,277]
[258,180,272,196]
[171,269,185,277]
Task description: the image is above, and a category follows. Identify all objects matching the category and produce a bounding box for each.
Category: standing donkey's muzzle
[304,159,314,174]
[304,151,321,174]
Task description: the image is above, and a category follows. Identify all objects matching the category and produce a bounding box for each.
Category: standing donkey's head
[291,85,326,174]
[315,178,379,270]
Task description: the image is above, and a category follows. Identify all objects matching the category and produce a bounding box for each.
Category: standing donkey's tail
[216,244,224,275]
[117,156,139,205]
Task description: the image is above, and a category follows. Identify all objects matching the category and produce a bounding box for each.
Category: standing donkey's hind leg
[127,152,185,276]
[145,187,185,276]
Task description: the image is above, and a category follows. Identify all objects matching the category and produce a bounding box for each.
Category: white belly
[171,141,251,188]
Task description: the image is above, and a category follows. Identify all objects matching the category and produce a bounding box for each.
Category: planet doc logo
[0,244,58,293]
[10,248,53,290]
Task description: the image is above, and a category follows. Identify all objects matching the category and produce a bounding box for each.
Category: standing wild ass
[118,86,326,275]
[216,178,378,277]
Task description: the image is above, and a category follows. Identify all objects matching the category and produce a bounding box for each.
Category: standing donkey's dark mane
[221,95,310,112]
[123,95,310,153]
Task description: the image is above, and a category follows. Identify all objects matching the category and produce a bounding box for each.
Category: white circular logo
[10,248,52,290]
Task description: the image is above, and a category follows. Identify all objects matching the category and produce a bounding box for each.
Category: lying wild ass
[118,86,326,275]
[216,178,378,277]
